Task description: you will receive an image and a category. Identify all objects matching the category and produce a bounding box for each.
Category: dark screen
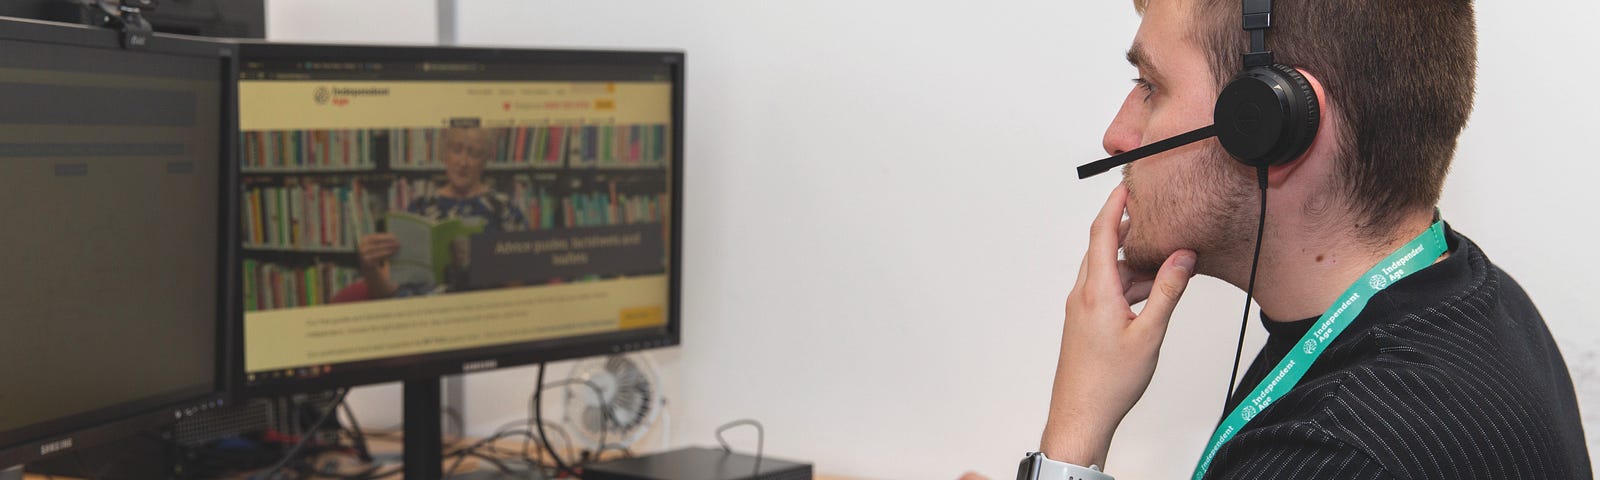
[0,38,221,437]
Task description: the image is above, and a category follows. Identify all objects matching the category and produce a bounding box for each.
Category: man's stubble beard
[1120,143,1256,275]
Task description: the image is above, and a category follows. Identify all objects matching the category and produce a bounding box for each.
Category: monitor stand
[401,375,541,480]
[404,377,444,480]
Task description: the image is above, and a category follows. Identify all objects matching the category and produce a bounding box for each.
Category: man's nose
[1102,88,1144,157]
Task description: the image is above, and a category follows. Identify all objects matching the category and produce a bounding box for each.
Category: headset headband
[1242,0,1274,67]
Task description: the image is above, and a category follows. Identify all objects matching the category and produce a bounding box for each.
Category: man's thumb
[1138,249,1196,329]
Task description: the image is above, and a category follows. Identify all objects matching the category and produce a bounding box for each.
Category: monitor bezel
[0,15,239,466]
[229,41,685,397]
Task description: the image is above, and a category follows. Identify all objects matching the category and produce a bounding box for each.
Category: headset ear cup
[1213,65,1322,168]
[1268,64,1321,166]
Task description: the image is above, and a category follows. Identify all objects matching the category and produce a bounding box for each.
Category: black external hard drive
[582,446,813,480]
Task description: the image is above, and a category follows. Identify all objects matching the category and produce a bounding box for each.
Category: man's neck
[1246,210,1438,321]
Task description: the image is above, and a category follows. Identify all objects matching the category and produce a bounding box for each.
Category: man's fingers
[1119,259,1156,292]
[1075,250,1089,289]
[1125,280,1153,305]
[1086,185,1129,278]
[1135,249,1197,335]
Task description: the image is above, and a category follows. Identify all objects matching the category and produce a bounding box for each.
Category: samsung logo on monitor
[39,437,73,456]
[462,360,498,373]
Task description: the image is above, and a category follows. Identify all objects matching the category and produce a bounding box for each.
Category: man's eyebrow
[1125,43,1162,79]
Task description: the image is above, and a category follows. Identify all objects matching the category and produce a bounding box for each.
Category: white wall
[265,0,437,44]
[268,1,1600,478]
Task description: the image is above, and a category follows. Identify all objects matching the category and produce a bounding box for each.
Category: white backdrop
[267,1,1599,478]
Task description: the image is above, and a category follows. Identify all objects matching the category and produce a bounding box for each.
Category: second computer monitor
[234,44,683,394]
[0,16,235,466]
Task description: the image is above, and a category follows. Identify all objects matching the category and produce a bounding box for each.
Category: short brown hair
[1138,0,1477,237]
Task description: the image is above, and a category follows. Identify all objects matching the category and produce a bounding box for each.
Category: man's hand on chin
[1041,184,1197,468]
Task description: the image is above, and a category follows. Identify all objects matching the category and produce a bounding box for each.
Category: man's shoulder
[1291,344,1588,477]
[1222,230,1588,477]
[1346,228,1542,368]
[1280,232,1587,477]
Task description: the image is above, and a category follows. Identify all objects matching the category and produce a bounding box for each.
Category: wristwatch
[1016,451,1114,480]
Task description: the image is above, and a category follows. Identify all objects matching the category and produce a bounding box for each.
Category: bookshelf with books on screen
[238,124,670,312]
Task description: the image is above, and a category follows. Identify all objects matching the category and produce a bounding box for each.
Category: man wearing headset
[1013,0,1591,478]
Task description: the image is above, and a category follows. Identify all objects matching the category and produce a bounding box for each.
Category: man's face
[1107,0,1253,273]
[443,131,489,192]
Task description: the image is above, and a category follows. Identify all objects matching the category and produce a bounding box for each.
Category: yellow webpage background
[239,81,671,131]
[245,275,668,373]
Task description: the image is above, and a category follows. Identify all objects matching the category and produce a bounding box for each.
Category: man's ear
[1266,67,1335,186]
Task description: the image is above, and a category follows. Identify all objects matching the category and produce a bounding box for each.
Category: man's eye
[1132,78,1156,101]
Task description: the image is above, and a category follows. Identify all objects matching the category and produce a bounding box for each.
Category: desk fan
[560,354,665,453]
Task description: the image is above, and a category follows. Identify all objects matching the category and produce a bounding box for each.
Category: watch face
[1017,452,1042,480]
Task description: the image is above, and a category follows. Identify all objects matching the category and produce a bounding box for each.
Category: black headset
[1076,0,1320,179]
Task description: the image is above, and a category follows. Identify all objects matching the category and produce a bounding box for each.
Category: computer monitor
[0,17,237,466]
[231,43,683,394]
[0,0,265,39]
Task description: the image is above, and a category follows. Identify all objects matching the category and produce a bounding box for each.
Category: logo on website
[314,86,390,107]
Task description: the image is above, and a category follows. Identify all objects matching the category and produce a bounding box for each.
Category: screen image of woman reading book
[356,127,528,299]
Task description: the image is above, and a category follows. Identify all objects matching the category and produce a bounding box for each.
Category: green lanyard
[1192,220,1448,479]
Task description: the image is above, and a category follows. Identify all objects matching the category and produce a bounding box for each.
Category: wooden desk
[19,433,866,479]
[26,471,861,479]
[25,473,860,479]
[25,473,857,476]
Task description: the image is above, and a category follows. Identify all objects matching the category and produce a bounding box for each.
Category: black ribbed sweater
[1203,226,1591,479]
